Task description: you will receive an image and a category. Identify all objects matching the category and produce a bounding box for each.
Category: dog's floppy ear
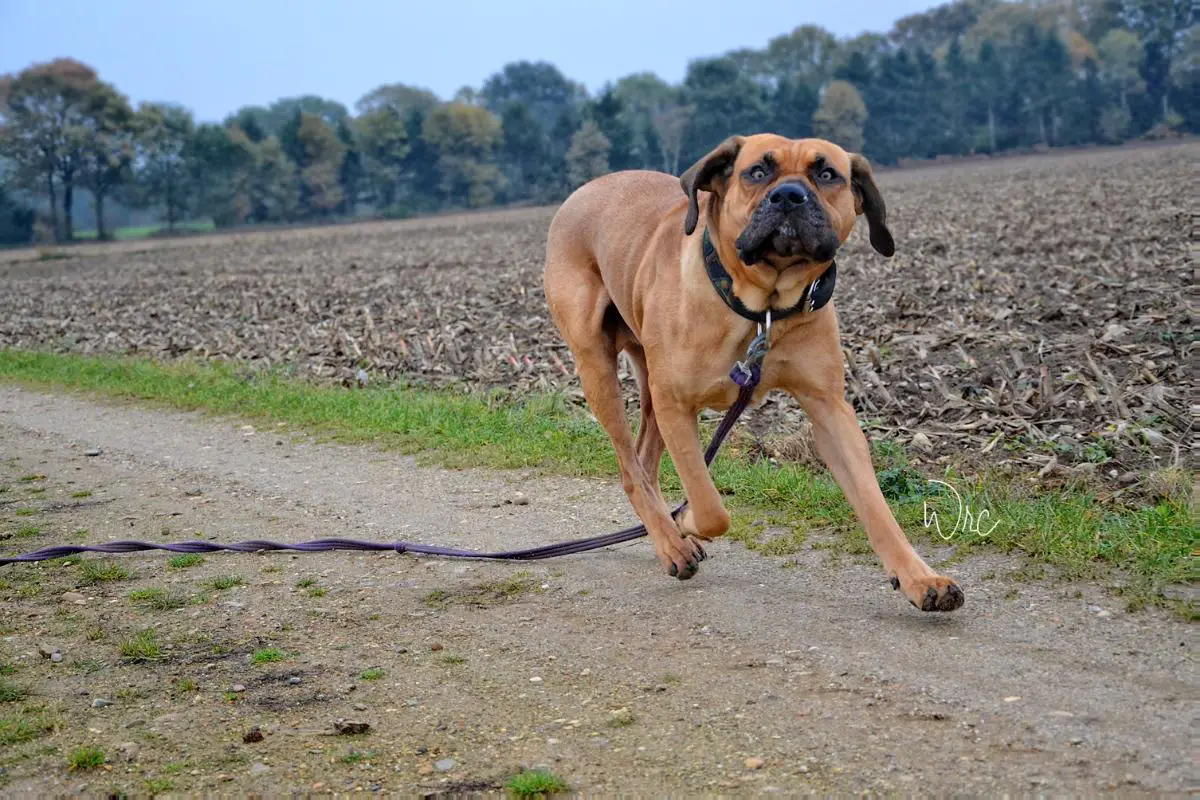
[680,135,743,236]
[849,153,894,257]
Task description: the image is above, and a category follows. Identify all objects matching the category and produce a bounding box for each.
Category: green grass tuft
[0,678,28,703]
[251,647,284,664]
[167,553,204,569]
[68,746,106,770]
[0,713,53,745]
[14,524,40,536]
[360,667,385,680]
[506,769,569,797]
[128,587,190,610]
[72,658,105,675]
[119,628,163,661]
[206,575,244,590]
[79,559,133,584]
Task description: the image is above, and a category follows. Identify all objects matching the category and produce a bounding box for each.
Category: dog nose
[768,183,810,208]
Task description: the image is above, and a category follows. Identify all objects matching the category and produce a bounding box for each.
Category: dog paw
[891,574,964,612]
[658,536,707,581]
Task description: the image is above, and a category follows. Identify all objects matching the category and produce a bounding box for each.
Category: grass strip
[0,349,1193,612]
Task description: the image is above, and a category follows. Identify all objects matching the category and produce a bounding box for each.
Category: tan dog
[543,134,963,612]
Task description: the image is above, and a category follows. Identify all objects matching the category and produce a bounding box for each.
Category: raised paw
[892,574,964,612]
[658,535,707,581]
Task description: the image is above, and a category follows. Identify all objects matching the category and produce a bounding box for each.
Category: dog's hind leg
[623,343,666,505]
[544,265,705,580]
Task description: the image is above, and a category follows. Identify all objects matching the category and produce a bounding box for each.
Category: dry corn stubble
[0,144,1191,480]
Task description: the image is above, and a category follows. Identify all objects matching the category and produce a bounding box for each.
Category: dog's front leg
[651,391,732,546]
[799,392,963,610]
[777,314,964,612]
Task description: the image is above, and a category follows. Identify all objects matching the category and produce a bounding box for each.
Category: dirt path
[0,386,1194,795]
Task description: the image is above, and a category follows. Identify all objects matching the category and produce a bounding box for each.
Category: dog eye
[747,165,768,182]
[818,168,839,182]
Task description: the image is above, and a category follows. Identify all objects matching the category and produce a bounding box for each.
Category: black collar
[702,228,836,324]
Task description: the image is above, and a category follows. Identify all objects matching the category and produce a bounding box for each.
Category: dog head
[680,134,894,269]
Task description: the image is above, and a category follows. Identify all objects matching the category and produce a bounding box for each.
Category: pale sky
[0,0,940,122]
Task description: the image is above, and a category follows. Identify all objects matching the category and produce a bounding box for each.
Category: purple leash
[1,346,766,567]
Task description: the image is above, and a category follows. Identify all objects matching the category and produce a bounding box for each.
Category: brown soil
[0,143,1194,480]
[0,387,1194,795]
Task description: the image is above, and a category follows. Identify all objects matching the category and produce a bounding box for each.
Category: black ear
[679,135,743,236]
[849,153,894,257]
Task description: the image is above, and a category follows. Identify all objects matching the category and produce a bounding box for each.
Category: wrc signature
[922,479,1000,540]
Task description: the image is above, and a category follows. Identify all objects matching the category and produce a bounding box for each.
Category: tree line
[0,0,1194,245]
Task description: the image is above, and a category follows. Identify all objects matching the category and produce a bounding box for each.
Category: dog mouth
[735,207,839,267]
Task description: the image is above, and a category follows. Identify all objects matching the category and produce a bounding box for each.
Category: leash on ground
[0,318,772,567]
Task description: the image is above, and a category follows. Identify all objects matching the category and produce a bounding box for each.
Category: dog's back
[545,170,689,296]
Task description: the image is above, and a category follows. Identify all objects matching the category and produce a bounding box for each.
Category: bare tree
[651,103,695,175]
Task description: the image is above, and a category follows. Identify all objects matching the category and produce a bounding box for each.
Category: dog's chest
[674,337,764,411]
